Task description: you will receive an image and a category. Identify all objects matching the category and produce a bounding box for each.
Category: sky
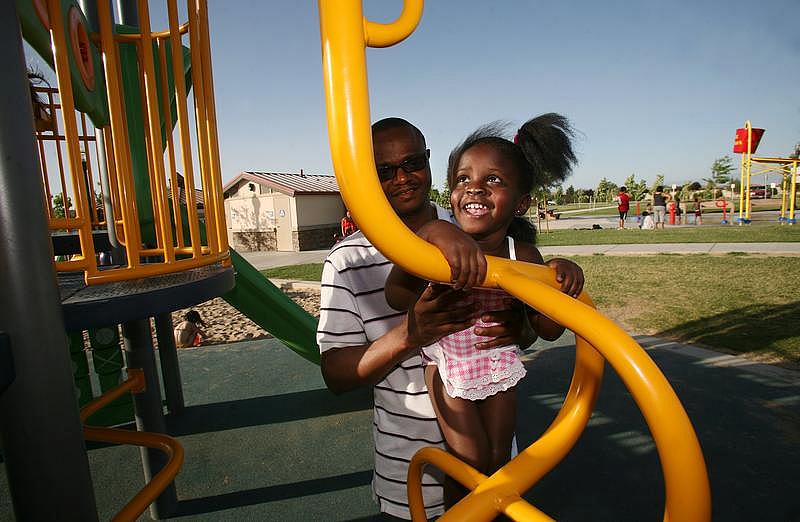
[25,0,800,192]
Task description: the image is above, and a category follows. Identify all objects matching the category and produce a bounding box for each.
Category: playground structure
[734,120,798,225]
[1,1,709,521]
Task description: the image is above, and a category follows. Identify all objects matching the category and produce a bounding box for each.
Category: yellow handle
[318,1,710,520]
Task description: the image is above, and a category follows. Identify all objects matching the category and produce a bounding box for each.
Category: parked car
[749,186,768,198]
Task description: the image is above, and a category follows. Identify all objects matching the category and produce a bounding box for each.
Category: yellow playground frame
[736,120,798,225]
[318,0,710,520]
[39,0,229,285]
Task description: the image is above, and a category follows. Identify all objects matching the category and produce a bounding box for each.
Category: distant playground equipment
[3,0,317,520]
[734,120,798,225]
[318,1,709,521]
[716,198,732,224]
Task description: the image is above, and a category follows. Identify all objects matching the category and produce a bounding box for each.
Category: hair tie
[513,133,519,144]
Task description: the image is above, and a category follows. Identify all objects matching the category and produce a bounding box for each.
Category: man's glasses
[376,151,430,182]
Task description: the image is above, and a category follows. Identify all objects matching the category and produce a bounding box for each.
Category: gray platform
[1,334,797,521]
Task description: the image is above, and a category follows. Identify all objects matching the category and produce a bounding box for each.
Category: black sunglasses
[376,150,430,182]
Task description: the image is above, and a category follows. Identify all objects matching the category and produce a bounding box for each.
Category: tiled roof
[223,171,340,197]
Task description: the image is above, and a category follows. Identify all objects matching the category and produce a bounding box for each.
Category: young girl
[385,113,581,505]
[174,310,206,348]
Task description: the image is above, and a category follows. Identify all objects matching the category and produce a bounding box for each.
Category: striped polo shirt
[317,205,452,520]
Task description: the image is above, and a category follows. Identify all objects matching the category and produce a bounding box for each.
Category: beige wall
[225,194,277,232]
[294,194,345,228]
[224,187,344,232]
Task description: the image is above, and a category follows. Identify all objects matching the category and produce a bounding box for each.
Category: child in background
[640,210,655,230]
[693,196,703,225]
[615,186,630,229]
[385,114,583,506]
[174,310,206,348]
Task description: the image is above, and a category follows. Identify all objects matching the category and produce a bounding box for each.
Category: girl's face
[449,143,531,241]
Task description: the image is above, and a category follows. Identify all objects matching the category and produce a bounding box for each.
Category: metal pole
[154,312,185,415]
[0,2,98,519]
[122,319,178,519]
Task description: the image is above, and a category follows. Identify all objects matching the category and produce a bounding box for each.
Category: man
[317,118,578,520]
[616,186,630,229]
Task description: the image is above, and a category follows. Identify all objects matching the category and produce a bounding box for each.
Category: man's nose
[395,168,410,183]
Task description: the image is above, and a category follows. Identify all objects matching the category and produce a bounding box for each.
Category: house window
[248,183,256,192]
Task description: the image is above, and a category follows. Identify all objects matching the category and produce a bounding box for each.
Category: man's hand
[473,299,537,350]
[417,220,486,291]
[406,284,478,347]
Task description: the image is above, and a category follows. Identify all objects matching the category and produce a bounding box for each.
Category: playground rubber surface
[1,334,795,521]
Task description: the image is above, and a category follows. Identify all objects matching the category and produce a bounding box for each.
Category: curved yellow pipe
[80,369,184,522]
[363,0,423,48]
[318,1,710,520]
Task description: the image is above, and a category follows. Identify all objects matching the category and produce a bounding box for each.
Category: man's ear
[516,194,532,215]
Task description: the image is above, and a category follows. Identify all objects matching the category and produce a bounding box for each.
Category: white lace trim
[441,363,527,401]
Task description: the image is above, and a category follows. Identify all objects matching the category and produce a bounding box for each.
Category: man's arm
[321,284,478,394]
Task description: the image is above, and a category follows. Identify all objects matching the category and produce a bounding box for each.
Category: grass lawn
[262,254,800,363]
[536,224,800,246]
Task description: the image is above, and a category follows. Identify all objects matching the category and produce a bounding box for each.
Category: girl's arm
[386,219,485,311]
[516,243,584,341]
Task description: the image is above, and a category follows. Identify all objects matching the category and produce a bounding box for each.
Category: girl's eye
[455,175,469,184]
[487,174,502,183]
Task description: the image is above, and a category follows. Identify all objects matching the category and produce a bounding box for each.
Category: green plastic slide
[224,249,320,365]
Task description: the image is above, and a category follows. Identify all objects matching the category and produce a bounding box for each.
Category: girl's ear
[515,193,532,216]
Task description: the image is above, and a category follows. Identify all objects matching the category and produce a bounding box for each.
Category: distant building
[223,171,344,252]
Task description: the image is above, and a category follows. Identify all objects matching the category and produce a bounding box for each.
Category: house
[223,171,344,252]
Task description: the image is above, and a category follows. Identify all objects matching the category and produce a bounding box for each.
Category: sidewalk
[240,241,800,271]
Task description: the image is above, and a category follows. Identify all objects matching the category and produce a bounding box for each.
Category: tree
[564,185,575,204]
[650,174,665,194]
[708,156,735,185]
[428,185,450,209]
[595,177,618,202]
[623,174,648,200]
[53,192,71,218]
[704,156,736,200]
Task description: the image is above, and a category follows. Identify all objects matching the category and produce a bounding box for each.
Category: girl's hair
[447,113,577,244]
[185,310,203,324]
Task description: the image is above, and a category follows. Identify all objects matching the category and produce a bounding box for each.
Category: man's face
[373,126,432,218]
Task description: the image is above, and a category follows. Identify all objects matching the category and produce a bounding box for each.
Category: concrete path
[240,242,800,271]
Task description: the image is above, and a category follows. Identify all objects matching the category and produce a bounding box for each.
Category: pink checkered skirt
[423,289,526,400]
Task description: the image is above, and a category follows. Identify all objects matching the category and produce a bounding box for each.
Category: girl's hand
[545,257,584,298]
[417,220,486,291]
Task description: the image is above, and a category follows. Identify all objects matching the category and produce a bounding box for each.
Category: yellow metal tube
[46,0,98,279]
[137,0,177,263]
[156,39,185,247]
[789,160,797,223]
[166,0,203,257]
[196,0,229,254]
[97,0,141,268]
[81,369,183,522]
[319,1,710,520]
[744,121,753,221]
[363,0,424,48]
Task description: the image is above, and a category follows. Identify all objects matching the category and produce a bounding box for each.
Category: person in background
[615,186,630,229]
[693,196,703,225]
[652,186,670,229]
[174,310,206,348]
[340,210,358,238]
[640,210,655,230]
